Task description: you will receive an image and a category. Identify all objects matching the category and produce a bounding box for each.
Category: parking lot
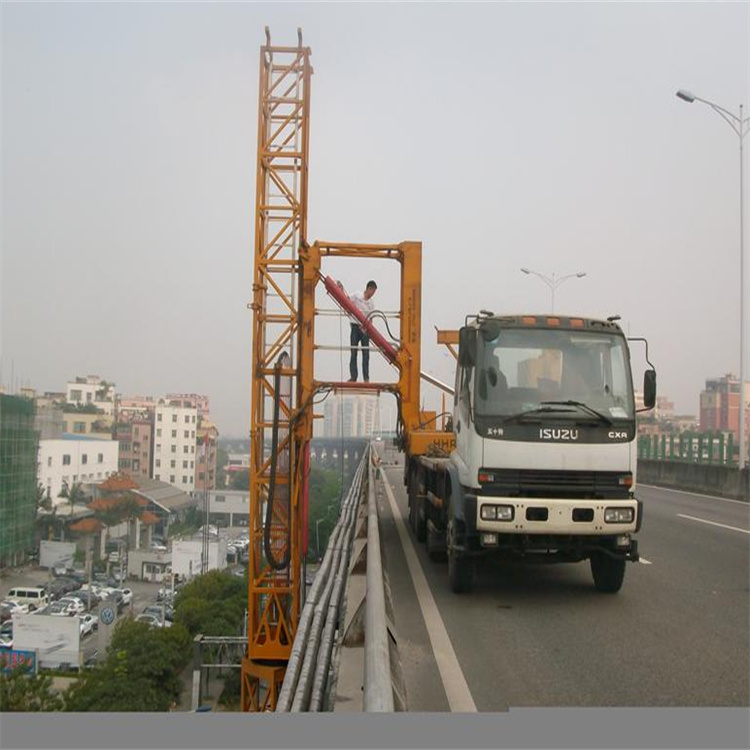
[1,566,176,665]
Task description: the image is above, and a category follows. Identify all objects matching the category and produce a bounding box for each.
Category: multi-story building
[195,419,219,492]
[323,395,382,438]
[115,420,154,479]
[152,402,198,491]
[699,374,750,442]
[66,375,116,416]
[117,395,157,423]
[0,395,40,568]
[61,410,113,438]
[165,393,210,419]
[37,436,119,505]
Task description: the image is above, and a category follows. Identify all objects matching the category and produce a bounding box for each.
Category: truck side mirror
[458,327,477,367]
[643,369,656,409]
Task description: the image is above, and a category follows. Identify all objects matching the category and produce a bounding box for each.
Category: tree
[64,619,191,712]
[57,481,86,512]
[307,467,343,558]
[174,570,246,637]
[0,667,64,712]
[230,471,250,491]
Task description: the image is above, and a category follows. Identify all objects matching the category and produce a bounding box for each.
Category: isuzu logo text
[539,428,579,441]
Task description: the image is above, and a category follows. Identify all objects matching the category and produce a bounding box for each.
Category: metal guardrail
[363,450,394,711]
[276,450,368,711]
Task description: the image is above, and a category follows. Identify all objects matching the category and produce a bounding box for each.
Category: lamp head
[520,268,530,274]
[576,272,587,278]
[676,89,695,103]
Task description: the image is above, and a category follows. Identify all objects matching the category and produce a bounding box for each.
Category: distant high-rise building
[152,401,198,491]
[699,374,750,443]
[323,395,381,438]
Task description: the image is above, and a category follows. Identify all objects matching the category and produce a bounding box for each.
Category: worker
[337,279,378,382]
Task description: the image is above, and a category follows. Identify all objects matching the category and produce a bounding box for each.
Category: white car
[0,634,13,649]
[1,600,30,616]
[114,588,133,606]
[135,613,171,628]
[58,597,85,615]
[48,601,76,617]
[79,613,98,637]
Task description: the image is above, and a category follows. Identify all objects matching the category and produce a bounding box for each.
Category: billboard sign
[39,540,76,571]
[0,649,38,673]
[13,614,81,670]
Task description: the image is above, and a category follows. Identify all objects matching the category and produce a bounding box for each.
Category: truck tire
[408,465,427,543]
[447,518,474,593]
[590,553,626,593]
[426,520,447,562]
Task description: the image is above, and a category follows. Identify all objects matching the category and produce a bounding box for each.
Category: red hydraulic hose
[322,276,399,365]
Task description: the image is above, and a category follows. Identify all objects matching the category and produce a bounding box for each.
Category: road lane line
[639,558,653,565]
[640,484,750,507]
[378,466,478,713]
[677,514,750,535]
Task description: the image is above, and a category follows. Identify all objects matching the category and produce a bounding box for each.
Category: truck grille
[480,469,630,499]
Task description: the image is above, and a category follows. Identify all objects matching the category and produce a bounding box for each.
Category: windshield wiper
[502,406,577,424]
[540,400,614,426]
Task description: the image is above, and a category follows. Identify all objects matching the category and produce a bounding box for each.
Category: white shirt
[348,291,374,325]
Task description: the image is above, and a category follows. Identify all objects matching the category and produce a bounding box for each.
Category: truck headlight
[604,507,634,523]
[480,504,514,521]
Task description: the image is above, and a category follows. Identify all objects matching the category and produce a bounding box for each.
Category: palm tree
[57,482,86,541]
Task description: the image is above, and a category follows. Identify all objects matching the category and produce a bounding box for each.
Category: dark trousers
[350,324,370,381]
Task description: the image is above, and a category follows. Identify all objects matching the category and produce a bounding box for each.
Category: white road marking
[677,514,750,535]
[639,557,653,565]
[378,466,477,713]
[640,484,750,507]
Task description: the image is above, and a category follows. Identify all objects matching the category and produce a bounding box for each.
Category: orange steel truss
[242,30,431,713]
[241,29,312,711]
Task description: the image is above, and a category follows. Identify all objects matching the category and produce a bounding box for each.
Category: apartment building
[66,375,116,416]
[152,402,198,491]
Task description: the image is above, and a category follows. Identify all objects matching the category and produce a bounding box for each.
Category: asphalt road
[374,447,749,711]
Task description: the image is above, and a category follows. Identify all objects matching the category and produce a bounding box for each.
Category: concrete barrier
[637,460,749,501]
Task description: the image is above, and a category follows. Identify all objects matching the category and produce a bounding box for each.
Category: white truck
[406,312,656,593]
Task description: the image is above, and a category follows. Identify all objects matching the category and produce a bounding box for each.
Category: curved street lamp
[520,268,587,314]
[676,89,750,469]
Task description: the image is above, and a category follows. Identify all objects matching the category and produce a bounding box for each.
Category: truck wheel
[408,466,427,543]
[426,521,447,562]
[590,553,626,593]
[447,518,474,593]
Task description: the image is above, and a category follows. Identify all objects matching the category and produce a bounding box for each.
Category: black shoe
[364,378,370,383]
[348,377,356,382]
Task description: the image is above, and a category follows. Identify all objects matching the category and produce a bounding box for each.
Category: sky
[1,2,748,437]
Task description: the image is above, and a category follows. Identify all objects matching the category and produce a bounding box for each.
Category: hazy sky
[2,2,748,436]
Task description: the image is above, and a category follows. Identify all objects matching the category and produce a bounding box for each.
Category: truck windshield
[475,328,634,420]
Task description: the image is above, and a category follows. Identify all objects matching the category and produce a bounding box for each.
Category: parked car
[68,590,101,609]
[53,564,72,577]
[135,613,171,628]
[0,621,13,640]
[1,601,29,622]
[4,587,49,612]
[58,597,85,615]
[48,601,76,617]
[114,588,133,606]
[69,568,87,583]
[143,604,173,623]
[0,634,13,649]
[79,614,98,637]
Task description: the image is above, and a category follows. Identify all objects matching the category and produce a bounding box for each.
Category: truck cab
[407,313,656,594]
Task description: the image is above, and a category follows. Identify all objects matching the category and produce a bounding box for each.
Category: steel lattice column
[242,29,312,712]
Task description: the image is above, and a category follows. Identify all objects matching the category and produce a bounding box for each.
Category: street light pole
[520,268,587,313]
[676,89,750,469]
